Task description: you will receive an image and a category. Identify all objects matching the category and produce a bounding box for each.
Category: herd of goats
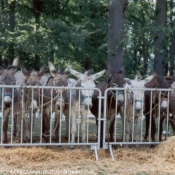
[0,56,175,149]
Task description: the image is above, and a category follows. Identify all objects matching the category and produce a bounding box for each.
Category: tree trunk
[169,23,175,76]
[84,57,90,70]
[107,0,128,73]
[154,0,167,76]
[168,1,175,76]
[34,54,41,71]
[8,0,16,63]
[33,0,42,70]
[0,0,4,67]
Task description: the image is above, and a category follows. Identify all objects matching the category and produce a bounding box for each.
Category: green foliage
[124,0,156,75]
[0,0,108,73]
[0,0,174,76]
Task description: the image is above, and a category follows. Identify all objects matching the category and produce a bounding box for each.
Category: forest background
[0,0,174,78]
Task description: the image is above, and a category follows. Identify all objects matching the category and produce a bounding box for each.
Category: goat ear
[21,64,30,77]
[144,74,154,83]
[8,56,19,74]
[8,66,18,75]
[12,56,19,67]
[91,70,106,80]
[67,65,83,79]
[48,61,57,77]
[38,65,45,78]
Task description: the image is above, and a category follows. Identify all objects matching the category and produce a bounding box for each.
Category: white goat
[122,75,154,145]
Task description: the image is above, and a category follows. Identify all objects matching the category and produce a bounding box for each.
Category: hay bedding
[0,138,175,175]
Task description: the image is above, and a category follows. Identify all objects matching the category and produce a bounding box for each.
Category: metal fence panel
[0,85,102,160]
[103,87,173,160]
[0,84,174,161]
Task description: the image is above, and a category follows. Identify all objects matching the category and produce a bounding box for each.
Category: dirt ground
[0,137,175,175]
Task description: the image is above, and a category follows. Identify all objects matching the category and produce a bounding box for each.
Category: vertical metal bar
[157,90,161,142]
[123,88,127,142]
[166,91,170,140]
[10,86,15,144]
[86,114,89,143]
[97,89,102,150]
[40,88,44,143]
[50,88,53,143]
[109,144,115,161]
[21,87,24,143]
[30,87,34,143]
[132,90,135,143]
[77,89,80,143]
[114,89,118,142]
[103,89,108,149]
[141,91,144,142]
[86,87,89,144]
[59,88,63,143]
[149,90,153,142]
[86,87,92,144]
[68,89,72,143]
[1,88,4,144]
[91,145,99,161]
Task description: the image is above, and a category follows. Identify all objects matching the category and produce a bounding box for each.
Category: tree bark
[33,0,43,70]
[154,0,167,76]
[169,23,175,76]
[107,0,128,73]
[168,1,175,76]
[8,0,16,63]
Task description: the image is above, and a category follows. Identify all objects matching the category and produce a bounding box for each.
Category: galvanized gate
[0,85,102,160]
[102,87,173,160]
